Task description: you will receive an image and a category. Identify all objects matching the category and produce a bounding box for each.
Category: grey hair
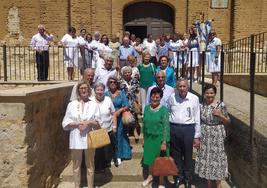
[104,55,114,61]
[38,24,45,30]
[83,68,95,76]
[94,31,100,36]
[156,71,166,77]
[121,66,132,74]
[94,82,105,91]
[177,77,189,85]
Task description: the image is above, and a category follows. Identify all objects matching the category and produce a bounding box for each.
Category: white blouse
[62,100,99,149]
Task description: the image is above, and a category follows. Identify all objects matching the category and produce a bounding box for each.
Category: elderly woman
[92,83,117,171]
[120,66,142,141]
[105,77,132,166]
[137,52,156,112]
[62,80,99,188]
[156,55,176,88]
[142,87,170,188]
[195,84,230,188]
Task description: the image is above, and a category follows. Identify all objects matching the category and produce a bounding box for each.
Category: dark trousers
[170,123,195,181]
[94,131,116,171]
[36,51,49,81]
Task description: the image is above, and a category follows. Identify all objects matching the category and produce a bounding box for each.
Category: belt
[170,123,195,127]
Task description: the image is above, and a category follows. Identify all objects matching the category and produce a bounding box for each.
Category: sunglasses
[109,81,116,84]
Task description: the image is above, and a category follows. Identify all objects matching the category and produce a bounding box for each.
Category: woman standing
[92,83,117,171]
[195,84,230,188]
[62,81,99,188]
[137,52,156,112]
[97,34,113,68]
[59,26,80,80]
[120,66,142,142]
[105,77,132,166]
[187,27,199,82]
[206,31,222,86]
[142,87,170,188]
[156,55,176,88]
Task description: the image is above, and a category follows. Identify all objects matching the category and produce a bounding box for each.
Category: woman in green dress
[142,87,170,188]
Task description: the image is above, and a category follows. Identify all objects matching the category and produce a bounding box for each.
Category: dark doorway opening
[125,26,147,40]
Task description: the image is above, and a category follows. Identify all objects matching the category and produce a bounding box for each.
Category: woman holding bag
[195,84,230,188]
[62,80,99,188]
[105,76,132,166]
[142,87,170,188]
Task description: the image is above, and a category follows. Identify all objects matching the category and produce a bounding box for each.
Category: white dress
[97,43,113,68]
[61,34,80,68]
[62,100,99,149]
[188,38,199,68]
[206,37,221,73]
[169,40,183,69]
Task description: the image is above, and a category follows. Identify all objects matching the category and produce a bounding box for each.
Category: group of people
[62,48,230,188]
[31,13,222,86]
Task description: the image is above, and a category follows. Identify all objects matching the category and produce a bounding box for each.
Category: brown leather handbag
[152,156,179,176]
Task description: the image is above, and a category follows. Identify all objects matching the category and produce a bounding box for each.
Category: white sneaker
[117,158,122,165]
[158,185,165,188]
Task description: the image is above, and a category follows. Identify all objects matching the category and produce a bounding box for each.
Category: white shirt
[167,91,201,138]
[94,65,117,89]
[30,33,53,51]
[91,96,115,132]
[62,100,99,149]
[146,84,174,108]
[143,40,157,56]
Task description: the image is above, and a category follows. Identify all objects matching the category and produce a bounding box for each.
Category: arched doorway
[123,2,175,40]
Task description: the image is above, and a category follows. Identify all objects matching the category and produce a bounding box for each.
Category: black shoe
[114,159,119,167]
[184,180,191,188]
[173,179,181,188]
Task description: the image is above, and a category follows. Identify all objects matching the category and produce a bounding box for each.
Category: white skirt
[188,48,199,67]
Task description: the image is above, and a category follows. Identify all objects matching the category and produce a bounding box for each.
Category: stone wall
[0,82,74,187]
[223,74,267,97]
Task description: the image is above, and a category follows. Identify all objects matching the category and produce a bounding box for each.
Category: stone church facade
[0,0,266,44]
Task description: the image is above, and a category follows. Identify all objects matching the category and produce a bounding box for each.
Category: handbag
[87,127,111,149]
[152,156,178,176]
[122,111,135,126]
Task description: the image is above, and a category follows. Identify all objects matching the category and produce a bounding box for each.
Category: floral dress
[195,101,229,180]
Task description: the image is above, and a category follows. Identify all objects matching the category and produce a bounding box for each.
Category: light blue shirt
[119,45,137,60]
[146,84,175,108]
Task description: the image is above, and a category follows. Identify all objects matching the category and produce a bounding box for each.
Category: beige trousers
[71,148,95,188]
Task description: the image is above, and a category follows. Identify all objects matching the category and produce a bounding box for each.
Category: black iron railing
[0,45,93,81]
[223,32,267,73]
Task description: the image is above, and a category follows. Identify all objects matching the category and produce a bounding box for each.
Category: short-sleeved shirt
[119,45,137,60]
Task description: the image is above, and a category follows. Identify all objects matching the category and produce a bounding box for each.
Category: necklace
[150,105,161,112]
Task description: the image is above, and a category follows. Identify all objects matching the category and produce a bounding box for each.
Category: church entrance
[123,2,175,39]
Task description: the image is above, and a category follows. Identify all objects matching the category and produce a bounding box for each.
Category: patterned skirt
[195,124,228,180]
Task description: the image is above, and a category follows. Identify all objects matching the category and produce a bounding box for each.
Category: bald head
[83,68,95,84]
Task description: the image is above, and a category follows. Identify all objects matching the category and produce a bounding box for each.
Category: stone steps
[57,136,230,188]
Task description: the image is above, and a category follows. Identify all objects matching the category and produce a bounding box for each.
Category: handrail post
[250,34,256,145]
[189,51,193,92]
[3,44,7,81]
[220,46,224,102]
[201,51,205,102]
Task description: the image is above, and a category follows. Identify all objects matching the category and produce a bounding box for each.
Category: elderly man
[70,68,95,101]
[94,55,118,90]
[146,71,174,108]
[167,78,200,188]
[118,36,137,68]
[30,24,53,81]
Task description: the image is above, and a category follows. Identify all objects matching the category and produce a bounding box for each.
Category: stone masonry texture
[0,0,266,44]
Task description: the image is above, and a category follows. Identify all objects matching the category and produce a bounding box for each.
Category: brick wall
[0,0,265,48]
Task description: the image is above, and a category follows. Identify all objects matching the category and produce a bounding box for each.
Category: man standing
[70,68,95,101]
[118,36,137,68]
[94,55,118,90]
[30,24,53,81]
[146,71,174,108]
[167,78,200,188]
